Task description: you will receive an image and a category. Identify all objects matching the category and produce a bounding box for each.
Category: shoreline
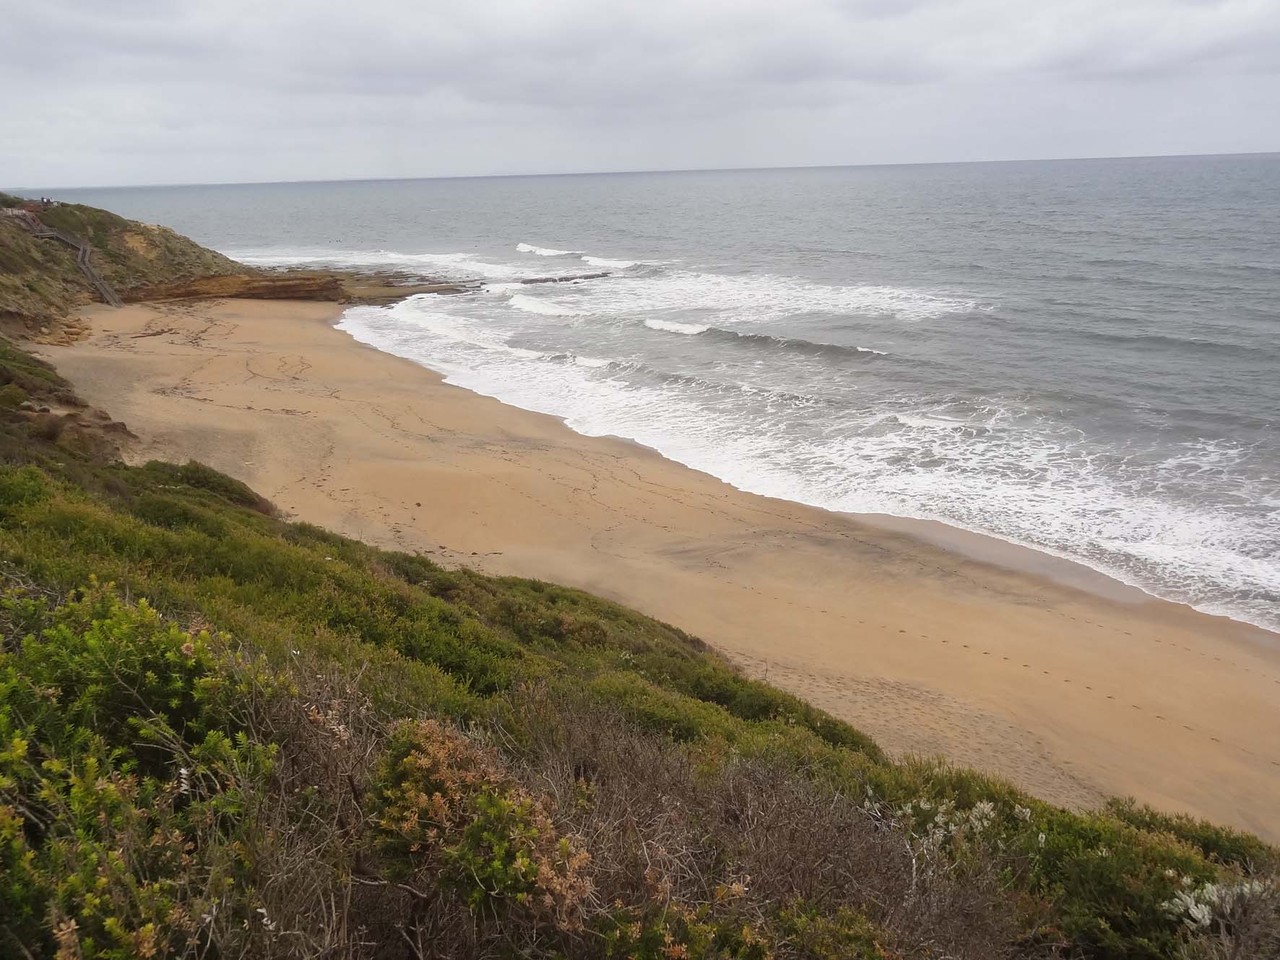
[381,354,1258,632]
[856,512,1250,623]
[334,306,1277,641]
[339,311,1275,640]
[46,298,1280,840]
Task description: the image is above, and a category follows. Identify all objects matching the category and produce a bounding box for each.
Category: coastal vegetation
[1,201,1277,958]
[1,316,1278,959]
[0,192,479,340]
[0,192,242,333]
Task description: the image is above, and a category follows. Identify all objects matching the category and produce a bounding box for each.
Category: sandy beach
[47,298,1280,840]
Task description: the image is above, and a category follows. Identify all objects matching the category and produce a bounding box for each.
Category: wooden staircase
[6,209,124,307]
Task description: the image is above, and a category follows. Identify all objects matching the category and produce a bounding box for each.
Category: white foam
[336,294,1280,633]
[365,302,509,353]
[644,318,709,335]
[582,255,638,268]
[587,269,976,325]
[509,293,580,317]
[228,246,970,324]
[228,247,524,281]
[517,242,581,257]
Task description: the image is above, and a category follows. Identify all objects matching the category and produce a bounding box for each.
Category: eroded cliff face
[0,194,473,343]
[1,192,246,337]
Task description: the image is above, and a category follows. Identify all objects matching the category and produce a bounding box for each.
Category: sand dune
[47,299,1280,840]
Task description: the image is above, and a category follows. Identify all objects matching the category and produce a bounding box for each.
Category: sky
[3,0,1279,188]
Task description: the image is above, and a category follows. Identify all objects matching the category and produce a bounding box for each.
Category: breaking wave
[517,242,581,257]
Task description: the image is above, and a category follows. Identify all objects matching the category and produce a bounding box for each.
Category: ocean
[54,155,1280,632]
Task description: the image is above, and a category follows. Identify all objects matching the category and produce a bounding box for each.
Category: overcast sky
[3,0,1278,188]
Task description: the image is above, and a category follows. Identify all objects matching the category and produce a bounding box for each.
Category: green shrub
[3,585,229,766]
[137,460,275,514]
[0,337,69,396]
[0,586,271,959]
[0,383,26,409]
[588,669,739,742]
[597,900,774,960]
[0,464,51,517]
[129,492,230,537]
[370,719,590,929]
[775,903,891,959]
[0,800,46,954]
[1025,808,1216,960]
[1105,797,1277,871]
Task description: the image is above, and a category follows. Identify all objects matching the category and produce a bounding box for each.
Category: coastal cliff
[0,192,243,336]
[0,193,473,343]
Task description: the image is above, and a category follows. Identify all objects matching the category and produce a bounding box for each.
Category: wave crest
[640,316,888,361]
[644,318,708,335]
[517,242,581,257]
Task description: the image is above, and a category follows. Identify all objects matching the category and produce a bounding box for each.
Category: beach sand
[47,298,1280,839]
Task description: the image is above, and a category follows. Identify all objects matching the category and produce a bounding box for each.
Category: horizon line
[9,148,1279,193]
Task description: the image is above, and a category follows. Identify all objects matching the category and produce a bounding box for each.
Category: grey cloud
[1,0,1277,187]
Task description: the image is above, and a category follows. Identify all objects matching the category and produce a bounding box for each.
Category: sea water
[53,155,1280,631]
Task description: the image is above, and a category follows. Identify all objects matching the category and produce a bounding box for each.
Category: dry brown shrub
[189,652,395,959]
[1177,879,1280,960]
[498,687,1056,960]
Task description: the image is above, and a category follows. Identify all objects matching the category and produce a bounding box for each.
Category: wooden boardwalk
[4,208,123,307]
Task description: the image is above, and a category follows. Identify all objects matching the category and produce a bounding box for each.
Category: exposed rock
[133,271,478,306]
[1,192,244,328]
[1,192,606,342]
[130,272,344,303]
[520,272,610,285]
[341,278,476,303]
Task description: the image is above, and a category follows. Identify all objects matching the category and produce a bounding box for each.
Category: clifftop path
[1,192,244,336]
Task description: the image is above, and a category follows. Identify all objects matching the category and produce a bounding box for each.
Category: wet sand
[46,298,1280,840]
